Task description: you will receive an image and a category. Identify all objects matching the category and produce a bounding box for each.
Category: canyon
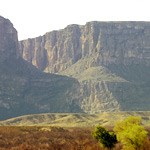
[0,16,150,120]
[19,21,150,113]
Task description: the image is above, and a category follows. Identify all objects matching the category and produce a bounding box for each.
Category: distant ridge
[1,112,150,127]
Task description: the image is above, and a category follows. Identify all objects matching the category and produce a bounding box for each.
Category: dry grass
[0,126,99,150]
[1,112,150,127]
[0,126,149,150]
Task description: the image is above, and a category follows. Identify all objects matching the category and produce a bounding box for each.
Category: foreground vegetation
[93,116,149,150]
[0,125,150,150]
[0,126,98,150]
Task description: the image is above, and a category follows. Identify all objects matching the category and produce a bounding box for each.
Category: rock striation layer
[0,16,81,120]
[19,22,150,73]
[19,21,150,113]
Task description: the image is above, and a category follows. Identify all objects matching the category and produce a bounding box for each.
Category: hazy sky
[0,0,150,40]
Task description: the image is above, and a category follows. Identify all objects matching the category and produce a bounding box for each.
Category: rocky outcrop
[0,16,81,120]
[0,16,19,62]
[19,21,150,113]
[19,22,150,73]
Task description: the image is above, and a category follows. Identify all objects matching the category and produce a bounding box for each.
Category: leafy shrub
[114,116,148,150]
[93,125,117,149]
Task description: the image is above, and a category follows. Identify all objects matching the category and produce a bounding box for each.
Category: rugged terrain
[0,16,81,120]
[19,22,150,113]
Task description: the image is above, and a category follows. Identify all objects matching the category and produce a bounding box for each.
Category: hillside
[1,112,150,127]
[19,22,150,113]
[0,16,81,120]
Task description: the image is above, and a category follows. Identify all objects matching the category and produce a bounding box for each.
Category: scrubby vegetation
[0,126,99,150]
[92,126,117,149]
[92,116,150,150]
[114,116,148,150]
[0,124,149,150]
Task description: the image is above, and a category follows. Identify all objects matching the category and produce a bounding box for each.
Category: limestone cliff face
[0,16,81,120]
[19,21,150,113]
[19,22,150,72]
[0,16,19,62]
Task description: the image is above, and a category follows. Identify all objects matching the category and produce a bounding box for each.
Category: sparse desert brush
[0,126,149,150]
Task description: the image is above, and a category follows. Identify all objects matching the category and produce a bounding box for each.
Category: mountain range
[0,16,150,120]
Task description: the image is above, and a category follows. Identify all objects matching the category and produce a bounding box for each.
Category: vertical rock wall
[19,21,150,113]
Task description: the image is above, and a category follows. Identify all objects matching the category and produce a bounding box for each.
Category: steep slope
[19,22,150,113]
[0,16,81,120]
[19,22,150,74]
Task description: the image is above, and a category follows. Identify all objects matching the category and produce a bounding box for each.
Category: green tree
[92,125,117,150]
[114,116,148,150]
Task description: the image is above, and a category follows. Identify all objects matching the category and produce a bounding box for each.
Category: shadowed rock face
[19,21,150,113]
[0,16,81,120]
[0,16,19,62]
